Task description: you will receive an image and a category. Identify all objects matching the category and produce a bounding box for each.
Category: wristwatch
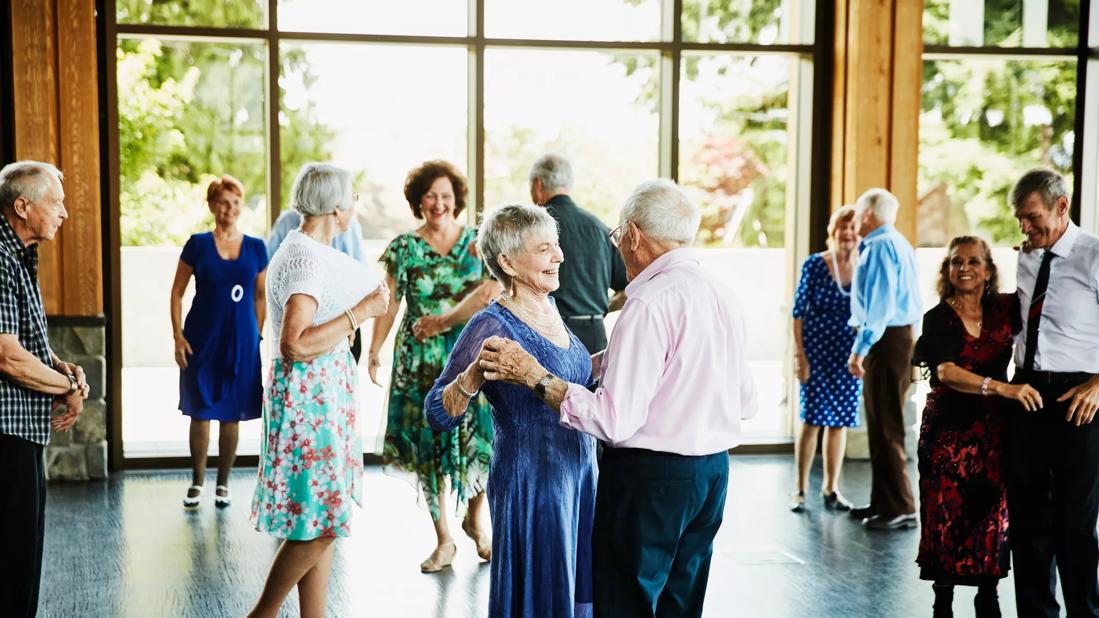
[65,372,79,395]
[534,373,555,401]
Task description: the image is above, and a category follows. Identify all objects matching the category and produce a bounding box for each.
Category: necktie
[1023,250,1055,371]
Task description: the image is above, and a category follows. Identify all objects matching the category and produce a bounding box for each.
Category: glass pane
[679,53,799,439]
[923,0,1079,47]
[116,0,266,28]
[281,43,468,448]
[484,48,659,222]
[918,58,1076,248]
[278,0,466,36]
[683,0,815,45]
[484,0,661,41]
[117,37,269,457]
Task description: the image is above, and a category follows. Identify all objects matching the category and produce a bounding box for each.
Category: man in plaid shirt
[0,160,90,617]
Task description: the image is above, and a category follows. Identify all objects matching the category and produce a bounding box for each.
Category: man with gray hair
[478,179,757,617]
[0,160,89,616]
[846,188,922,530]
[1008,168,1099,617]
[529,153,627,353]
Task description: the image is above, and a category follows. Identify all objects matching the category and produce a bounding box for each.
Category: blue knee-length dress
[177,232,267,422]
[791,253,861,427]
[426,301,597,618]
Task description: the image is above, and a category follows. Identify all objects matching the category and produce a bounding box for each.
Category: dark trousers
[565,318,607,354]
[863,325,916,517]
[592,447,729,618]
[1007,372,1099,618]
[0,433,46,618]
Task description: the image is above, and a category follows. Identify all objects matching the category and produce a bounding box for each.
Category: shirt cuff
[557,382,593,429]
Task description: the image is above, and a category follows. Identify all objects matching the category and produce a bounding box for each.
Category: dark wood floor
[40,456,1040,617]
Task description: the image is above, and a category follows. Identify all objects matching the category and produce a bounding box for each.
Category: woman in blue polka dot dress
[790,205,862,512]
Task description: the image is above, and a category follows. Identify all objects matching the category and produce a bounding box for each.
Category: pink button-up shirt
[559,248,757,455]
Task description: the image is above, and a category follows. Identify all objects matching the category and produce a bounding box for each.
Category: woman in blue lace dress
[425,204,597,618]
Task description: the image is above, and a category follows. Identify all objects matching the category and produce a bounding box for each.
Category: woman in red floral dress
[912,236,1043,618]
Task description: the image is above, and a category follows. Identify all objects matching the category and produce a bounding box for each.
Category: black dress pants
[564,318,608,354]
[592,447,729,618]
[1008,372,1099,618]
[0,433,46,618]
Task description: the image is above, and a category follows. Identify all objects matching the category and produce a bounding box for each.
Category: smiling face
[500,225,563,294]
[1015,191,1069,250]
[208,189,242,228]
[832,217,859,253]
[947,242,990,296]
[420,176,456,227]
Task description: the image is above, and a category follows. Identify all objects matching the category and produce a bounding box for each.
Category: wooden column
[9,0,103,317]
[832,0,924,244]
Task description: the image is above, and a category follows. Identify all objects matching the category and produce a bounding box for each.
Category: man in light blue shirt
[846,188,922,530]
[266,208,366,263]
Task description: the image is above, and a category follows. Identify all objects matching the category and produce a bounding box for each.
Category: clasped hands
[52,360,90,432]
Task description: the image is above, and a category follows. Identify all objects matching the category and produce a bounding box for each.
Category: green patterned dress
[380,226,494,519]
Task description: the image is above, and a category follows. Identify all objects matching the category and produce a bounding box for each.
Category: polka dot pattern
[792,253,862,428]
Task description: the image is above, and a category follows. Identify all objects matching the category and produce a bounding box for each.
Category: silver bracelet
[454,371,479,398]
[980,376,992,396]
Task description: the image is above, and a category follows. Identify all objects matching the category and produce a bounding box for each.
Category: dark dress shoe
[974,587,1001,618]
[849,504,875,520]
[862,513,917,530]
[789,491,807,513]
[822,492,853,512]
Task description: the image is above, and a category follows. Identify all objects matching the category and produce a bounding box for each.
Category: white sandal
[182,484,203,508]
[214,485,231,508]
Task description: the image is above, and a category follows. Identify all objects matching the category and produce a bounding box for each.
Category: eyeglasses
[608,221,627,247]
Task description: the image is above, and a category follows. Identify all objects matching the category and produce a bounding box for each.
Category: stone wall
[44,323,108,480]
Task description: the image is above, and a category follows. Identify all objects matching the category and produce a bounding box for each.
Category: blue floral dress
[425,301,597,618]
[791,253,861,427]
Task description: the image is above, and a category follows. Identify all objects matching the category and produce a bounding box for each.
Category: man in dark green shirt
[529,154,627,352]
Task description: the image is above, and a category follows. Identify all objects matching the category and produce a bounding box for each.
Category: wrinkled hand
[51,391,85,432]
[56,361,90,399]
[478,336,543,385]
[1059,379,1099,426]
[367,353,383,387]
[795,355,810,385]
[847,353,865,379]
[174,336,194,370]
[360,283,391,319]
[413,315,449,342]
[1001,383,1043,412]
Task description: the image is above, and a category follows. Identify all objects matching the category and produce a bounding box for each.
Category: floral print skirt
[250,350,362,540]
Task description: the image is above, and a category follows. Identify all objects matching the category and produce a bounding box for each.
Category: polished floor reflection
[42,456,1032,617]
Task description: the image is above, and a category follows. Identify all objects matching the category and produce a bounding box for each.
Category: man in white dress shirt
[1009,169,1099,617]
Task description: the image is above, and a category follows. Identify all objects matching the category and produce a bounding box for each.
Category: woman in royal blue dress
[425,204,597,618]
[789,205,862,512]
[169,175,267,509]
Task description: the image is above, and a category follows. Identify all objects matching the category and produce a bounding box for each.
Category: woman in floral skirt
[248,163,389,617]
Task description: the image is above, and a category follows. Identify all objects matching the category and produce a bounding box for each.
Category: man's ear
[10,197,30,220]
[1057,195,1070,216]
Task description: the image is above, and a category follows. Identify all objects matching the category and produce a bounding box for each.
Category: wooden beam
[890,0,923,242]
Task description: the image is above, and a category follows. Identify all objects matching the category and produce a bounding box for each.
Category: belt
[1014,369,1094,386]
[563,315,603,322]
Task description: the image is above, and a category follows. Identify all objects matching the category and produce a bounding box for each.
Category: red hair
[206,175,244,204]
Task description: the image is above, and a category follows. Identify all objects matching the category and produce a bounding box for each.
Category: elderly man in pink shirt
[479,178,757,618]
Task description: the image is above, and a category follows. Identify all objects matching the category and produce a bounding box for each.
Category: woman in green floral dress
[369,160,501,573]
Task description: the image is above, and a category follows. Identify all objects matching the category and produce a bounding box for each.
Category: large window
[109,0,823,461]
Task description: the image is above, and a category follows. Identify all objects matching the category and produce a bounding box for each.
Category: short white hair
[620,179,699,244]
[528,154,574,193]
[477,204,558,289]
[856,188,899,226]
[289,162,353,217]
[0,160,63,211]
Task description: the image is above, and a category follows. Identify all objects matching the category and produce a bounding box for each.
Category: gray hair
[0,160,64,211]
[529,154,574,193]
[1011,168,1069,211]
[620,179,700,244]
[856,188,899,226]
[477,204,558,289]
[289,162,353,217]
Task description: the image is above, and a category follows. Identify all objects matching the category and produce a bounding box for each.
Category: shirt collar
[859,223,893,251]
[1048,220,1080,259]
[0,213,31,259]
[545,194,575,209]
[625,247,700,295]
